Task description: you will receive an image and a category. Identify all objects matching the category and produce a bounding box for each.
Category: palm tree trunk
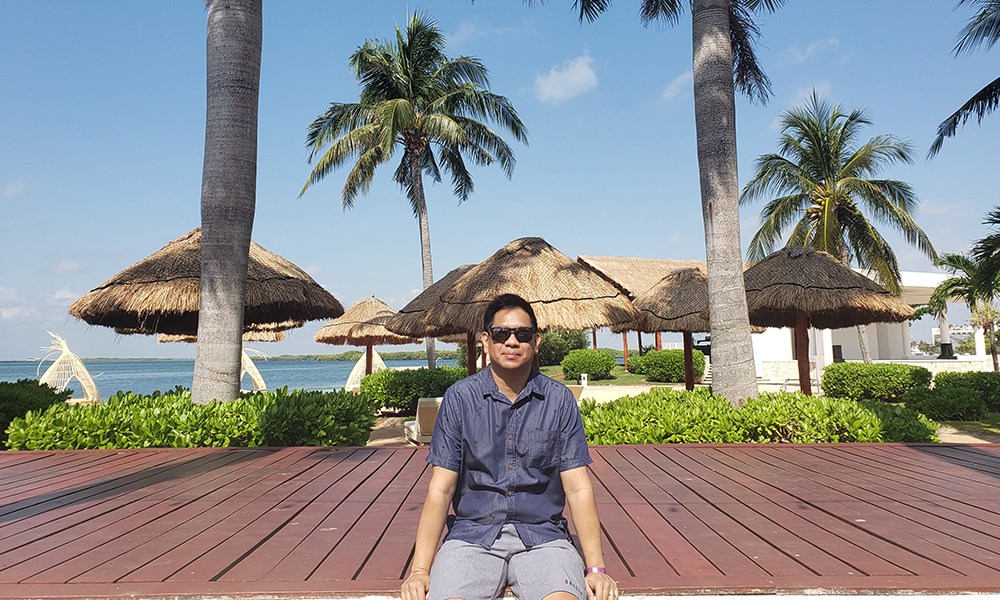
[989,321,999,371]
[192,0,262,404]
[691,0,758,406]
[409,153,437,369]
[857,325,873,363]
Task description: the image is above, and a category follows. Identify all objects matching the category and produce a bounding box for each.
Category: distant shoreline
[2,351,462,363]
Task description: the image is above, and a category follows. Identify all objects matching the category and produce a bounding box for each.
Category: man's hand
[585,570,619,600]
[400,569,430,600]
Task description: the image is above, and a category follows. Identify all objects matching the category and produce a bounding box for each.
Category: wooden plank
[7,449,313,584]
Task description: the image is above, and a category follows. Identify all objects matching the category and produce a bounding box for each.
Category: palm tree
[929,0,1000,157]
[741,91,935,363]
[544,0,785,405]
[192,0,262,404]
[300,12,527,368]
[931,252,999,370]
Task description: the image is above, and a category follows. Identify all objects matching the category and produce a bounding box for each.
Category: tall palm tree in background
[545,0,785,405]
[929,0,1000,157]
[741,91,936,363]
[931,252,999,370]
[192,0,263,403]
[300,12,527,368]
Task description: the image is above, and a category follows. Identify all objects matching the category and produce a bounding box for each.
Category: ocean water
[0,358,457,400]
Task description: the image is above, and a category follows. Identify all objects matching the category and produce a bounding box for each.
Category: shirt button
[508,491,514,496]
[508,435,513,440]
[508,464,513,470]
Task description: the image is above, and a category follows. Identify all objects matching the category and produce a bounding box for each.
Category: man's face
[482,307,539,373]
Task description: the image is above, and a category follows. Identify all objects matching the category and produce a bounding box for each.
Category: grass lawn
[939,412,1000,438]
[539,365,661,386]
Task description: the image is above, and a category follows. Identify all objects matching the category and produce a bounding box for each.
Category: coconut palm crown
[300,11,527,367]
[929,0,1000,157]
[740,91,936,295]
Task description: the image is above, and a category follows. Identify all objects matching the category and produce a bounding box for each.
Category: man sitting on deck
[401,294,619,600]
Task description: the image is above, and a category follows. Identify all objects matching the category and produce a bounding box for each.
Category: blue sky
[2,0,998,360]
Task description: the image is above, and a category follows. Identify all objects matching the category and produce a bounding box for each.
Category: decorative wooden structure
[37,332,100,404]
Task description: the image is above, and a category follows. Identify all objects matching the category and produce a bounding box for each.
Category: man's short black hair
[483,294,538,332]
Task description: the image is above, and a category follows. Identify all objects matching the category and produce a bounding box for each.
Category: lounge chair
[403,397,442,445]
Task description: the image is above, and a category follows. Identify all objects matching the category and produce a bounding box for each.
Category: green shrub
[641,349,706,383]
[901,386,987,421]
[934,371,1000,412]
[624,353,646,375]
[561,349,616,381]
[359,366,465,412]
[821,362,932,402]
[580,388,742,444]
[5,387,376,450]
[737,392,883,443]
[858,400,939,443]
[258,388,375,447]
[0,379,73,447]
[538,328,588,366]
[578,389,939,444]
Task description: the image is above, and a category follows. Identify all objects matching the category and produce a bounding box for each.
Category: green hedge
[901,386,988,421]
[561,349,616,381]
[5,387,375,450]
[820,362,932,402]
[359,367,465,413]
[0,379,73,447]
[934,371,1000,413]
[579,388,939,444]
[624,353,646,375]
[641,349,706,383]
[538,328,588,367]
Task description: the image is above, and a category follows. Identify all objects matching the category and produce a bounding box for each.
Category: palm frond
[744,194,807,261]
[928,75,1000,158]
[572,0,613,23]
[639,0,683,26]
[955,0,1000,54]
[730,1,771,105]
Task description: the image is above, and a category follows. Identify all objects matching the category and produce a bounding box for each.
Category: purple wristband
[585,567,607,575]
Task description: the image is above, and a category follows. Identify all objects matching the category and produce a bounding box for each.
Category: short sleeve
[558,389,592,472]
[427,385,463,472]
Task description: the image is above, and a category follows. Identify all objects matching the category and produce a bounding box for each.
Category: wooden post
[467,332,476,376]
[622,332,629,370]
[365,343,373,375]
[592,328,598,350]
[481,342,487,369]
[655,332,662,351]
[796,311,812,395]
[683,331,695,391]
[637,331,643,356]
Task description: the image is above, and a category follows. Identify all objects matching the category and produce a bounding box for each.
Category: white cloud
[781,38,840,65]
[3,181,26,198]
[46,289,79,307]
[535,53,598,104]
[447,22,512,49]
[667,232,683,243]
[303,264,323,276]
[55,260,82,273]
[0,287,40,321]
[660,71,692,102]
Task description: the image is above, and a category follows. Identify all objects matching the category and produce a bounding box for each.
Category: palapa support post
[622,332,629,370]
[467,332,476,376]
[366,343,374,375]
[683,331,695,391]
[637,331,643,356]
[592,328,598,350]
[655,332,662,351]
[795,311,812,395]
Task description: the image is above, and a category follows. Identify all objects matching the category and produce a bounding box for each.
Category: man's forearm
[566,488,605,569]
[410,484,453,572]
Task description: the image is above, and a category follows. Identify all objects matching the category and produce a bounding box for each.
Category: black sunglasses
[487,326,536,344]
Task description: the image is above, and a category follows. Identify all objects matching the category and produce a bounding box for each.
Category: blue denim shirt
[427,366,593,548]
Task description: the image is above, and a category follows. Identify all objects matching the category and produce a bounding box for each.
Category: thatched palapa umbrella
[386,264,480,375]
[614,268,710,390]
[415,238,638,374]
[69,228,343,335]
[743,246,915,395]
[315,296,421,375]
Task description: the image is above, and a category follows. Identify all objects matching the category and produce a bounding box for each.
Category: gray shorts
[428,524,586,600]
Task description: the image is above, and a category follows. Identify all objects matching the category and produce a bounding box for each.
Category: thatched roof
[577,255,707,298]
[385,264,477,338]
[157,330,286,344]
[419,238,638,332]
[743,246,915,329]
[314,296,421,346]
[69,228,343,335]
[613,268,711,334]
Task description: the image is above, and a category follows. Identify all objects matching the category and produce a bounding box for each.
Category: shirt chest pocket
[520,430,561,471]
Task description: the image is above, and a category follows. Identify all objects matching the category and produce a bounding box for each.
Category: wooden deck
[0,443,999,599]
